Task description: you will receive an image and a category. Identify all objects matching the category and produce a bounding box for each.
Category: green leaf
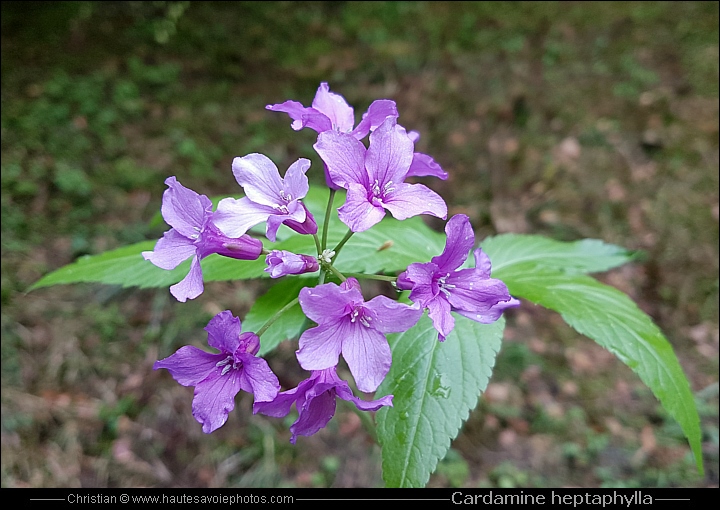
[29,185,445,291]
[501,263,703,474]
[28,241,268,291]
[340,217,445,273]
[481,233,638,275]
[28,241,181,290]
[376,314,505,487]
[242,277,310,356]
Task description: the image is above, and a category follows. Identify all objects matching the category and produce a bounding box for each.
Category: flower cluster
[145,82,519,441]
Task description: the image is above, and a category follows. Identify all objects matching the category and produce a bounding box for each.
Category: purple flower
[296,278,422,393]
[267,82,448,184]
[213,155,317,243]
[265,250,319,278]
[153,311,280,433]
[266,82,398,140]
[313,117,447,232]
[142,177,263,302]
[397,214,520,341]
[254,366,393,444]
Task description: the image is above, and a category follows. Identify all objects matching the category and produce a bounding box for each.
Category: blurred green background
[1,1,717,488]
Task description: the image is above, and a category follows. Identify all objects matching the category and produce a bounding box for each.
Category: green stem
[256,297,299,337]
[312,234,322,256]
[331,228,354,262]
[325,264,347,282]
[321,189,336,251]
[343,272,397,282]
[318,269,327,286]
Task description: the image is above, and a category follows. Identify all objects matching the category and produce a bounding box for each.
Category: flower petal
[365,295,422,334]
[265,212,305,243]
[153,346,225,386]
[262,215,283,243]
[265,101,333,132]
[381,182,448,222]
[406,261,439,284]
[401,261,439,299]
[161,176,211,238]
[446,269,511,306]
[252,383,303,418]
[192,369,243,433]
[265,202,306,242]
[311,82,355,133]
[300,110,334,133]
[204,310,242,354]
[321,161,343,190]
[351,99,398,139]
[426,295,454,342]
[455,297,521,324]
[314,130,369,189]
[236,353,280,403]
[213,197,275,238]
[231,154,285,208]
[406,152,448,180]
[283,202,318,236]
[283,158,311,200]
[341,321,392,393]
[265,100,314,130]
[142,228,196,270]
[431,214,475,273]
[298,282,361,324]
[365,117,414,187]
[473,248,493,278]
[338,183,386,232]
[335,382,394,411]
[169,255,204,302]
[296,320,345,372]
[290,385,336,444]
[445,269,519,323]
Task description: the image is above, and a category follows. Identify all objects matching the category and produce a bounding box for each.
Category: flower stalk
[256,297,300,337]
[343,272,397,283]
[331,228,354,262]
[321,188,336,251]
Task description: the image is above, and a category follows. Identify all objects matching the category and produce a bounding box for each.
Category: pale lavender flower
[254,366,393,444]
[154,311,280,433]
[142,177,263,302]
[265,250,319,278]
[213,155,317,243]
[397,214,520,341]
[313,117,447,232]
[296,277,422,393]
